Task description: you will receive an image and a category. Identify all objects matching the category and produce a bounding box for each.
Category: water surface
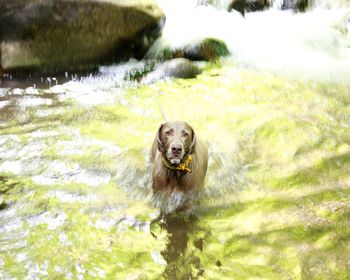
[1,59,349,278]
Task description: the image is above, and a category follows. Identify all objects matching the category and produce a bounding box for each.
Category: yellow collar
[161,155,193,173]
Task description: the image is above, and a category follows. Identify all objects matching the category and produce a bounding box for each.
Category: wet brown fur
[151,121,208,195]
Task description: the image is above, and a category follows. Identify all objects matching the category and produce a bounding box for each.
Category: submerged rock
[141,58,202,84]
[0,0,164,73]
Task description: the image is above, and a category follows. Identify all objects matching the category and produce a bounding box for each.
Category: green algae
[1,61,350,278]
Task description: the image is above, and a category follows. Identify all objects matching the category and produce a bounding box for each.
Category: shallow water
[1,3,350,279]
[1,58,350,279]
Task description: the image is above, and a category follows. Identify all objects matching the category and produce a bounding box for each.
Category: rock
[228,0,271,15]
[141,58,202,84]
[147,38,229,62]
[181,38,230,61]
[286,0,309,12]
[197,1,272,16]
[229,0,246,16]
[228,0,309,15]
[272,0,309,12]
[0,0,164,73]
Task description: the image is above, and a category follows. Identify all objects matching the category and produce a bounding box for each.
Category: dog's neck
[161,154,192,173]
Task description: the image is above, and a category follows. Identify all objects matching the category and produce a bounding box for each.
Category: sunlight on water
[1,61,350,278]
[1,1,350,279]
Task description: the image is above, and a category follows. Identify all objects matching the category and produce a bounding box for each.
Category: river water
[1,3,350,280]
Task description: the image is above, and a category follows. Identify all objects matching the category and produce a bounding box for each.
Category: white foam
[0,160,22,175]
[18,96,52,107]
[153,2,350,83]
[151,251,167,265]
[0,100,10,109]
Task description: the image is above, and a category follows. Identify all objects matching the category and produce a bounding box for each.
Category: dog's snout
[171,144,183,155]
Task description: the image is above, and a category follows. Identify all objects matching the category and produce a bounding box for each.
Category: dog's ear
[189,128,196,154]
[157,124,165,153]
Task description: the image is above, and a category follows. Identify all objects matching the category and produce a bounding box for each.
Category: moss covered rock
[141,58,202,84]
[0,0,164,73]
[147,38,229,62]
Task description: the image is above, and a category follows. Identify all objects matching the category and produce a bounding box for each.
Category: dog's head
[157,121,196,165]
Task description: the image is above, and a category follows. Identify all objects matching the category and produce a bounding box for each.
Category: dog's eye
[165,129,173,136]
[182,131,189,138]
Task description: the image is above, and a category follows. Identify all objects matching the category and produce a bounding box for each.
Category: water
[153,0,350,83]
[1,2,350,279]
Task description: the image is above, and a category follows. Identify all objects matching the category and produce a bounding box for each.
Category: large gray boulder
[0,0,164,72]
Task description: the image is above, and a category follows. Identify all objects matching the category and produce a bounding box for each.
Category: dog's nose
[171,144,182,155]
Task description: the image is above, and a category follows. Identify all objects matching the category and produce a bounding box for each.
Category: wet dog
[151,121,208,212]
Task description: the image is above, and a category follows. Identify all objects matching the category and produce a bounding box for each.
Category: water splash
[311,0,350,9]
[154,1,350,83]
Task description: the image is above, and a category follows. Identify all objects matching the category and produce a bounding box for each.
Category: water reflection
[155,213,205,279]
[0,71,86,89]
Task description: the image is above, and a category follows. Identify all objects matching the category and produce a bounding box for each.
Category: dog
[151,121,208,212]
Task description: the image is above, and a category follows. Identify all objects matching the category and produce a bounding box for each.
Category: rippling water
[1,60,350,278]
[1,2,350,279]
